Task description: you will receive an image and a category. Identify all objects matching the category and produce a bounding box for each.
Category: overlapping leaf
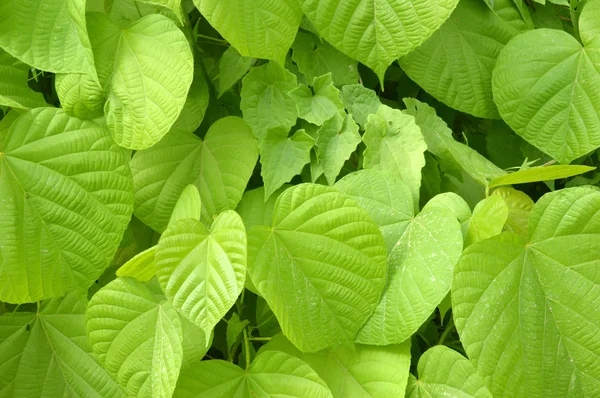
[0,49,46,110]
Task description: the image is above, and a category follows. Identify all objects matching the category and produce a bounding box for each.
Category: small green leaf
[154,211,247,336]
[86,277,183,398]
[0,49,46,110]
[316,113,361,185]
[226,313,250,354]
[174,351,332,397]
[248,184,387,352]
[240,61,298,141]
[55,73,104,119]
[464,195,509,247]
[170,66,210,134]
[217,47,256,97]
[236,186,288,232]
[489,165,596,187]
[364,104,427,207]
[260,128,315,200]
[136,0,185,25]
[339,84,381,129]
[169,184,202,227]
[289,73,345,126]
[492,187,534,237]
[180,314,212,370]
[116,246,157,282]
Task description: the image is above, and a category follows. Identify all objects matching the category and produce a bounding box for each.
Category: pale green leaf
[86,277,183,398]
[174,351,332,397]
[289,73,345,126]
[226,313,250,354]
[489,165,596,187]
[491,187,533,237]
[0,49,46,110]
[170,66,210,134]
[399,0,518,118]
[301,0,459,81]
[240,61,299,141]
[137,0,185,25]
[55,73,104,120]
[116,246,157,282]
[0,109,21,150]
[260,333,411,397]
[464,195,509,247]
[356,203,463,345]
[236,186,288,232]
[363,104,427,207]
[88,13,194,150]
[0,293,125,397]
[169,184,202,226]
[406,345,492,398]
[292,31,359,87]
[316,113,361,185]
[492,23,600,163]
[217,47,256,97]
[260,128,315,200]
[248,184,387,352]
[154,212,246,336]
[453,187,600,397]
[0,108,133,303]
[0,0,96,75]
[580,0,600,44]
[131,116,259,232]
[335,169,414,252]
[339,84,381,129]
[194,0,303,64]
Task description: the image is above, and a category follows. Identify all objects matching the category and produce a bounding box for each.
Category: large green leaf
[86,277,183,397]
[453,187,600,397]
[356,201,463,345]
[335,169,414,252]
[131,116,258,232]
[0,293,124,397]
[289,73,345,126]
[260,128,315,200]
[406,345,492,398]
[315,113,361,185]
[154,211,246,336]
[248,184,387,352]
[170,66,210,134]
[492,17,600,163]
[88,13,194,150]
[0,0,96,74]
[260,333,411,397]
[301,0,459,81]
[194,0,303,64]
[363,104,427,206]
[240,61,299,141]
[399,0,518,118]
[0,49,46,110]
[174,350,332,397]
[0,108,133,303]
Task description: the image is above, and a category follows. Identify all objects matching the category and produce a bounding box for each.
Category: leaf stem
[438,318,455,346]
[248,337,271,341]
[243,328,251,370]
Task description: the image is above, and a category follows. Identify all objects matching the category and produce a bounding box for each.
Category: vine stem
[248,337,271,341]
[243,328,251,370]
[438,318,455,346]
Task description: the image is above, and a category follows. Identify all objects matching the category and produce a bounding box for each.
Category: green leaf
[0,108,133,303]
[485,120,527,169]
[236,186,288,232]
[453,187,600,397]
[489,165,596,187]
[226,313,250,354]
[169,184,202,226]
[0,0,96,74]
[180,314,212,370]
[0,49,46,110]
[131,116,258,232]
[356,202,463,345]
[580,0,600,44]
[217,47,256,97]
[240,61,299,141]
[291,31,359,87]
[170,66,210,134]
[174,350,332,397]
[363,104,427,207]
[301,0,459,81]
[260,333,411,397]
[116,246,157,282]
[0,109,21,150]
[339,84,381,129]
[464,195,509,247]
[88,13,194,150]
[406,345,492,398]
[137,0,185,25]
[399,0,518,118]
[55,73,104,119]
[335,169,414,252]
[194,0,303,64]
[0,293,125,397]
[154,211,247,336]
[247,184,387,352]
[492,23,600,163]
[289,73,345,126]
[491,187,534,237]
[86,277,183,398]
[260,128,315,200]
[404,98,506,186]
[315,113,361,185]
